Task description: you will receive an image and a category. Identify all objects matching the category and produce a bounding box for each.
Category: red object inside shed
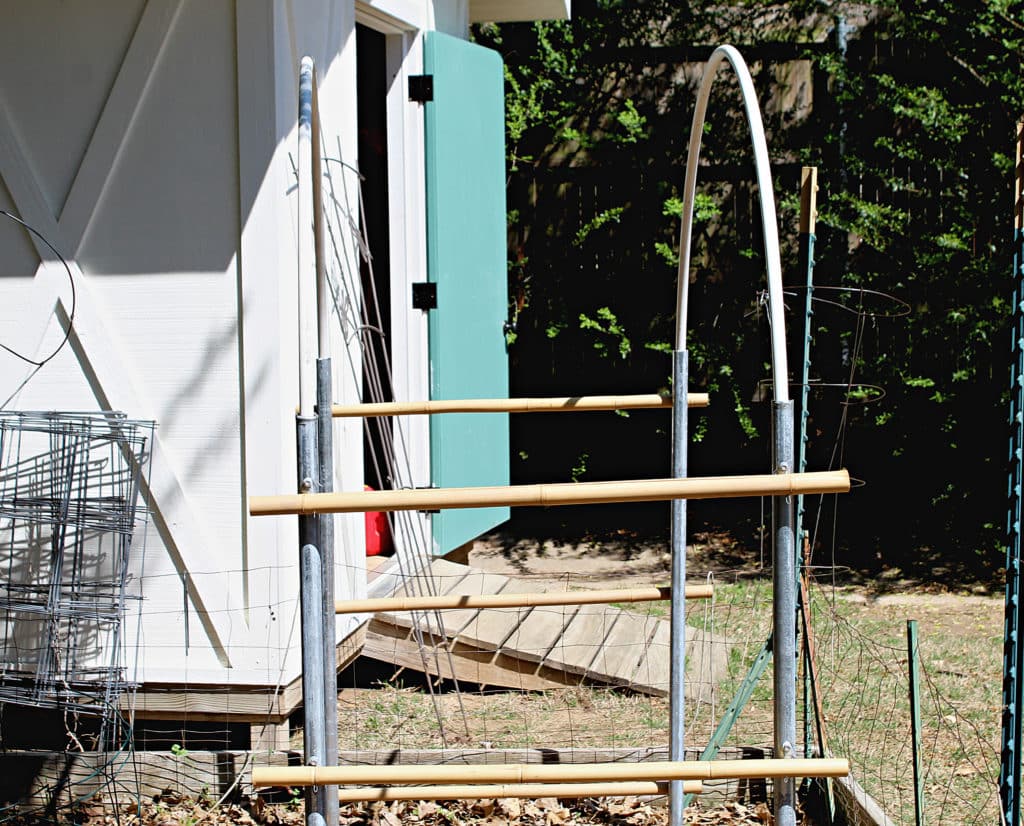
[364,485,394,556]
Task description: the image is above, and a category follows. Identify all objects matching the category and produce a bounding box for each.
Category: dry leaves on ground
[29,793,781,826]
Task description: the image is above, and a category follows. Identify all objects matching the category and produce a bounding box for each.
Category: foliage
[476,0,1024,577]
[810,0,1024,574]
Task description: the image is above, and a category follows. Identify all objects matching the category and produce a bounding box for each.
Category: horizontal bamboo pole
[336,584,713,614]
[336,780,701,802]
[250,470,850,517]
[329,393,708,417]
[253,757,849,787]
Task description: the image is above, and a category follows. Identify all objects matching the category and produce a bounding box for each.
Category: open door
[423,31,510,554]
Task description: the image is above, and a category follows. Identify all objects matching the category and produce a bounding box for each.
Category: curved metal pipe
[675,45,789,403]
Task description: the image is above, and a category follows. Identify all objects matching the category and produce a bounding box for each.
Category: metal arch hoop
[675,45,789,404]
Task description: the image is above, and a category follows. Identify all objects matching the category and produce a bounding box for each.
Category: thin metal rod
[329,393,709,416]
[335,584,712,614]
[669,349,688,826]
[335,781,702,802]
[908,620,925,826]
[796,167,817,771]
[1001,117,1024,826]
[772,400,797,826]
[253,757,850,787]
[683,636,774,807]
[251,470,850,516]
[796,166,818,566]
[799,573,835,819]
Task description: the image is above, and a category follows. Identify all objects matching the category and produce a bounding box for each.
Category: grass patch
[313,578,1000,823]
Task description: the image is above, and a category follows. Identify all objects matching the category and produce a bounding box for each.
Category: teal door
[423,32,510,554]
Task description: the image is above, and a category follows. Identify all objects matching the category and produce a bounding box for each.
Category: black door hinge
[408,75,434,102]
[412,282,437,310]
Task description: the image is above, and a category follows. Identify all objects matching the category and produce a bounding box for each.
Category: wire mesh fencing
[0,527,1004,826]
[0,411,154,819]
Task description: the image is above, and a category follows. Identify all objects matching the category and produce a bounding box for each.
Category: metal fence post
[1001,117,1024,826]
[299,538,326,818]
[773,399,797,826]
[317,358,339,826]
[908,619,925,826]
[669,349,688,826]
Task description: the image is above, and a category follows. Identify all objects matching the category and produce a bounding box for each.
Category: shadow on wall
[0,0,349,277]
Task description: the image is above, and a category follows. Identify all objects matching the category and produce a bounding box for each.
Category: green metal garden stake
[908,619,924,826]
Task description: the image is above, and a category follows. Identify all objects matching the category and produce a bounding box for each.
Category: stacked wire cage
[0,411,153,752]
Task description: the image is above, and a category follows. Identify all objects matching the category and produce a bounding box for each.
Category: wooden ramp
[363,558,727,698]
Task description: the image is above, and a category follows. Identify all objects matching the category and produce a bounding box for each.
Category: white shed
[0,0,569,747]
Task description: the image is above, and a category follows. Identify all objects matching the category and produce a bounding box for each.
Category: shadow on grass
[492,499,1003,595]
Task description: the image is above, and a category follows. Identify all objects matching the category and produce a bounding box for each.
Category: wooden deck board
[495,601,577,663]
[629,620,670,695]
[585,609,660,685]
[364,619,572,691]
[368,559,727,698]
[544,604,620,676]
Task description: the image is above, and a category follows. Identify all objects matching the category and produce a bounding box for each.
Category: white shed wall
[0,0,369,689]
[0,0,567,697]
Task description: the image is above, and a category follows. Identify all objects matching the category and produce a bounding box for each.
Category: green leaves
[574,206,626,246]
[477,0,1021,568]
[579,306,631,359]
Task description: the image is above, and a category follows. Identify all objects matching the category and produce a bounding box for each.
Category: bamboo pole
[250,470,850,517]
[336,584,713,614]
[336,781,702,802]
[328,393,708,417]
[253,758,850,787]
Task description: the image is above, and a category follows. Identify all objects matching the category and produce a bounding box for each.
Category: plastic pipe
[297,57,317,418]
[675,45,788,403]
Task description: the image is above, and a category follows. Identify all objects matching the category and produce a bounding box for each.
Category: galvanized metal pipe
[772,400,797,826]
[669,349,688,826]
[297,415,321,556]
[316,358,338,826]
[300,542,327,816]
